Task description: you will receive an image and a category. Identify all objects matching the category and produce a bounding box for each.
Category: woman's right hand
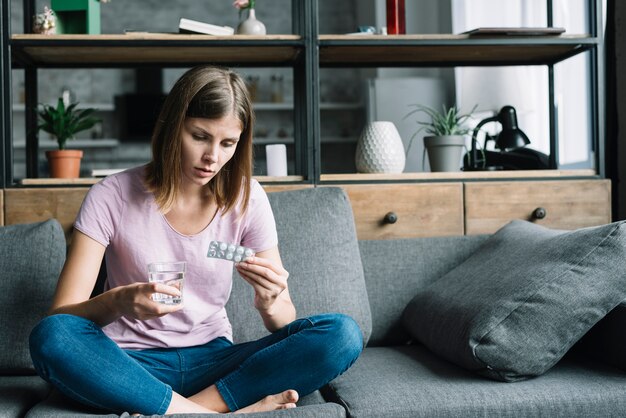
[112,282,183,321]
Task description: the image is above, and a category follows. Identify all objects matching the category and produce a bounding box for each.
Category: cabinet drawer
[4,188,90,242]
[338,183,464,239]
[464,180,611,235]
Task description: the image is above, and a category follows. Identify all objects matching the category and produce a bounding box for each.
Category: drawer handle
[383,212,398,224]
[532,207,547,220]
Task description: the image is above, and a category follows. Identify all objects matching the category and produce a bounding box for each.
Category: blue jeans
[29,313,362,415]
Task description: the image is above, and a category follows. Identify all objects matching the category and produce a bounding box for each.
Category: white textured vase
[236,9,266,35]
[355,121,406,173]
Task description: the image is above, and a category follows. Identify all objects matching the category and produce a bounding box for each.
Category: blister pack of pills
[207,240,255,263]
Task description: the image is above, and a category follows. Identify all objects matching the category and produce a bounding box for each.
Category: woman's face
[180,114,242,188]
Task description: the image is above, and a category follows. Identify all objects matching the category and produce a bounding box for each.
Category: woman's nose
[202,144,219,162]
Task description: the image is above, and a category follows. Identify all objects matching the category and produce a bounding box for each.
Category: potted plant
[38,98,100,178]
[405,104,477,172]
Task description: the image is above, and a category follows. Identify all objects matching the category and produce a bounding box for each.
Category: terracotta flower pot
[46,149,83,178]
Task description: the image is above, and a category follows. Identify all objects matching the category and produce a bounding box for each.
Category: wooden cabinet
[464,180,612,235]
[0,179,612,242]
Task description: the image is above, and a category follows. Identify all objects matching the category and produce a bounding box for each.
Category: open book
[179,18,235,36]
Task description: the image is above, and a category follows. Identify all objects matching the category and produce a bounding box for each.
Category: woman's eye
[222,142,235,148]
[192,134,206,141]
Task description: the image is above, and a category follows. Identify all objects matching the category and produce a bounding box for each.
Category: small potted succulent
[405,104,477,172]
[38,98,100,178]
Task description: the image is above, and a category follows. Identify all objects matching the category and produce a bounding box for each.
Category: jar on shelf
[386,0,406,35]
[270,74,284,103]
[245,75,260,102]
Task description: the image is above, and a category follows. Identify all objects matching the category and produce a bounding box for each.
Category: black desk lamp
[465,105,547,171]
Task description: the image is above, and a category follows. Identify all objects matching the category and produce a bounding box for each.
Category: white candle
[265,144,288,177]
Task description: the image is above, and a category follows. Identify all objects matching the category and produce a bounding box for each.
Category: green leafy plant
[38,98,101,150]
[404,104,477,154]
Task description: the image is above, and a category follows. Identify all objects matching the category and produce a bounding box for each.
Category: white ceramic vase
[355,121,406,173]
[236,9,266,35]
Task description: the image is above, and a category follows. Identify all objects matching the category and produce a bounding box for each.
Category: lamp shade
[495,106,530,151]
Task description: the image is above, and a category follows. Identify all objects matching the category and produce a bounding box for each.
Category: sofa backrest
[359,235,488,346]
[0,219,66,373]
[227,187,373,345]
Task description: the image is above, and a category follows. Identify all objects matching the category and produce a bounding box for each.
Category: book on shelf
[91,168,127,178]
[179,18,235,36]
[462,27,565,36]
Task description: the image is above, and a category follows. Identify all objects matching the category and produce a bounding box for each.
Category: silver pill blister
[207,240,255,262]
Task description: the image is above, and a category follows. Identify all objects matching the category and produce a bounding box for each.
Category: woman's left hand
[235,255,289,313]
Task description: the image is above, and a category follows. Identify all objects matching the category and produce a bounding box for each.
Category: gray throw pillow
[402,220,626,382]
[0,220,65,373]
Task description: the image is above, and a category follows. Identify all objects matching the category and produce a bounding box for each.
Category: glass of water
[148,261,186,305]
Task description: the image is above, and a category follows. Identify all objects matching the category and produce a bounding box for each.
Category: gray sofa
[2,186,626,418]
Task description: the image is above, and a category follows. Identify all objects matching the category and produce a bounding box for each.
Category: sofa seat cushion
[227,187,372,345]
[403,220,626,381]
[25,390,343,417]
[0,375,50,418]
[325,346,626,418]
[0,220,66,373]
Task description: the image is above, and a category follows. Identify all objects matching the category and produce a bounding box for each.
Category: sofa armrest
[579,301,626,370]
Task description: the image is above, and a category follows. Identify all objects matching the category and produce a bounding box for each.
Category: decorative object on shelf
[386,0,406,34]
[234,0,266,35]
[38,98,101,178]
[266,144,288,176]
[178,18,235,35]
[463,105,550,171]
[60,86,76,107]
[245,75,260,102]
[405,104,475,172]
[32,6,57,35]
[51,0,106,35]
[270,74,284,103]
[355,121,405,174]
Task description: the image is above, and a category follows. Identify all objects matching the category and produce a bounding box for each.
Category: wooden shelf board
[17,171,597,186]
[320,169,598,182]
[19,175,306,186]
[19,178,103,185]
[11,34,303,66]
[10,34,595,67]
[319,34,595,66]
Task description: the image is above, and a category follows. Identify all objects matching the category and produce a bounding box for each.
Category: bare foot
[234,390,299,414]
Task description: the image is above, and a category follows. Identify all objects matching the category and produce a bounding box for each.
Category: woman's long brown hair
[144,66,254,215]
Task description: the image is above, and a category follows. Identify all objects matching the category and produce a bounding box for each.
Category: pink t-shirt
[74,166,278,350]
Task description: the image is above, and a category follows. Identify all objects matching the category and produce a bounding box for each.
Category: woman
[29,66,362,415]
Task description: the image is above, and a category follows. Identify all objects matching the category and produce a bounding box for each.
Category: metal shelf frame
[0,0,605,187]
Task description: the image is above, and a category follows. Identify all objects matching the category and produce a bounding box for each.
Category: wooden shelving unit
[0,0,605,188]
[0,0,612,239]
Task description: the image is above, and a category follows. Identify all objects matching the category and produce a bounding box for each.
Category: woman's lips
[195,167,215,178]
